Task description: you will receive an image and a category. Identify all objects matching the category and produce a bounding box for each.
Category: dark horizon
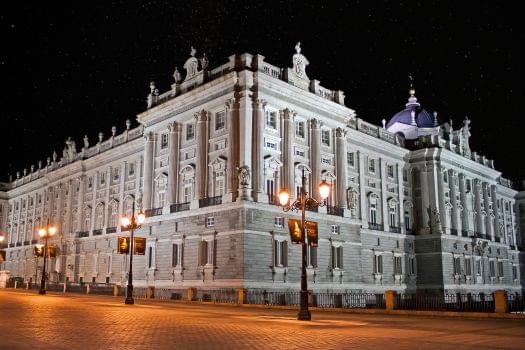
[2,1,523,183]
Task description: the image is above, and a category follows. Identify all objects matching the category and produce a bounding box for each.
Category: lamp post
[120,199,145,305]
[0,234,5,271]
[277,167,331,321]
[38,219,57,295]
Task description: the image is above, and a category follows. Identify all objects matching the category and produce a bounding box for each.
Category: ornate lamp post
[0,234,5,271]
[120,199,145,305]
[277,167,331,321]
[38,219,57,295]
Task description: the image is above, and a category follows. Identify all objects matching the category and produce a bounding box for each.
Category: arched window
[83,206,92,231]
[107,200,119,228]
[180,166,195,203]
[124,196,134,218]
[154,173,168,208]
[404,201,413,231]
[71,209,79,233]
[368,193,378,224]
[94,203,105,230]
[388,199,398,228]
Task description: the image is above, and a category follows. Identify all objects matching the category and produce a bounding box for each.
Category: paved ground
[0,290,524,350]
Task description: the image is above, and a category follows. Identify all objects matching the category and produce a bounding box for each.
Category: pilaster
[252,97,267,202]
[142,132,156,210]
[167,121,182,205]
[335,127,347,209]
[309,118,321,201]
[281,108,295,200]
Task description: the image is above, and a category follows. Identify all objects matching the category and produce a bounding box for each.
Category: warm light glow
[319,180,331,200]
[48,226,57,236]
[38,228,46,237]
[278,189,290,206]
[121,217,131,227]
[0,235,4,242]
[137,212,146,224]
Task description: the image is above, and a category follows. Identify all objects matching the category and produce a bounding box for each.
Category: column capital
[309,118,322,129]
[251,96,266,110]
[144,131,157,142]
[281,108,296,120]
[194,109,209,122]
[225,97,238,111]
[335,127,347,138]
[167,121,182,133]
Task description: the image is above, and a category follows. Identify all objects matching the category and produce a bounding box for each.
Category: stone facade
[0,44,522,295]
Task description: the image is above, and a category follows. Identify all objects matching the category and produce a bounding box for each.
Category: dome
[386,92,438,129]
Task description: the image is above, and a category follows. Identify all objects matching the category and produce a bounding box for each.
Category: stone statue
[200,53,209,70]
[292,42,309,79]
[347,189,358,209]
[83,135,89,149]
[237,165,251,187]
[184,46,199,79]
[461,116,471,157]
[173,67,182,83]
[427,206,442,234]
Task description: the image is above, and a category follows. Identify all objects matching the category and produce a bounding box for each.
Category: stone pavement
[0,289,524,350]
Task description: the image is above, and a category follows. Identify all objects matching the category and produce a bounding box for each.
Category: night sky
[2,1,523,183]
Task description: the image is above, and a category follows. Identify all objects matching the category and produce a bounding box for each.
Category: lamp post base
[38,289,46,295]
[124,297,134,305]
[297,309,311,321]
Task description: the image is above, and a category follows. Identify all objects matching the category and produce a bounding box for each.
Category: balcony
[106,227,117,234]
[450,228,458,236]
[368,222,384,231]
[509,245,516,251]
[93,229,103,236]
[145,207,163,217]
[494,236,501,243]
[474,232,489,240]
[199,196,222,208]
[390,226,401,234]
[461,230,469,237]
[327,205,344,217]
[16,242,22,247]
[23,240,30,246]
[77,231,89,238]
[170,202,190,213]
[31,239,37,244]
[8,243,14,248]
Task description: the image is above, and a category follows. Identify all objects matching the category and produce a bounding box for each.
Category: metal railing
[90,283,114,295]
[154,288,188,301]
[314,293,385,309]
[450,228,458,236]
[199,196,222,208]
[244,290,299,306]
[507,294,525,313]
[368,222,384,231]
[327,205,344,217]
[106,227,117,234]
[193,289,238,303]
[170,202,190,213]
[93,229,103,236]
[395,293,494,312]
[390,226,401,233]
[23,240,30,245]
[145,207,163,217]
[461,230,469,237]
[77,231,89,238]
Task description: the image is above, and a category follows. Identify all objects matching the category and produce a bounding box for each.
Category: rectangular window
[489,260,495,277]
[128,163,135,176]
[475,259,482,275]
[295,121,305,138]
[408,256,416,275]
[295,148,305,157]
[88,177,93,188]
[321,157,332,165]
[265,140,277,150]
[186,124,195,140]
[465,257,472,276]
[321,129,330,146]
[148,246,153,268]
[387,165,394,178]
[172,244,179,267]
[374,254,383,274]
[215,111,225,131]
[206,216,215,228]
[274,240,288,267]
[266,112,277,129]
[368,159,376,173]
[443,171,448,183]
[370,203,377,224]
[199,240,209,266]
[466,179,471,192]
[113,168,120,181]
[497,261,504,276]
[330,225,340,234]
[161,133,169,149]
[307,245,317,268]
[394,256,403,275]
[404,211,411,230]
[274,217,284,228]
[100,173,106,185]
[403,169,408,181]
[183,185,192,203]
[512,265,518,280]
[331,246,343,269]
[453,257,461,275]
[347,152,354,166]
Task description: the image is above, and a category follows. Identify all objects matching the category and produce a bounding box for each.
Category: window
[172,243,180,267]
[408,256,416,275]
[331,245,343,269]
[295,148,305,157]
[403,169,408,182]
[108,201,118,228]
[489,260,495,277]
[199,240,212,266]
[389,206,397,228]
[347,152,354,166]
[331,225,340,234]
[387,165,394,178]
[113,168,120,181]
[100,173,106,185]
[88,177,93,189]
[215,111,225,131]
[266,112,277,129]
[274,240,288,267]
[186,123,195,140]
[368,159,376,173]
[512,265,518,280]
[321,157,332,165]
[183,183,193,203]
[443,171,448,183]
[369,203,377,224]
[214,140,226,151]
[161,133,169,149]
[157,191,166,208]
[497,261,504,277]
[307,245,317,268]
[466,179,471,192]
[295,121,305,138]
[321,129,330,146]
[465,257,472,276]
[274,217,284,228]
[475,259,482,275]
[453,257,461,275]
[266,179,275,200]
[394,256,403,275]
[404,210,411,230]
[214,172,225,197]
[374,254,383,274]
[265,140,277,150]
[206,217,215,228]
[128,163,135,176]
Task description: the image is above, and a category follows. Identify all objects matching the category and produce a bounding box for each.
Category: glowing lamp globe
[319,180,331,200]
[121,217,131,227]
[278,189,290,206]
[137,212,146,224]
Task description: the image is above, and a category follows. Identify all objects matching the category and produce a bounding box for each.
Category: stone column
[436,167,447,232]
[335,127,347,209]
[281,109,295,200]
[380,158,389,232]
[76,176,85,234]
[473,179,484,235]
[224,98,239,202]
[482,182,493,239]
[65,180,74,237]
[142,132,156,210]
[397,165,405,233]
[195,110,209,201]
[309,118,321,201]
[252,98,267,202]
[459,173,470,234]
[90,173,98,232]
[358,151,368,229]
[419,168,430,234]
[167,121,182,206]
[448,170,459,232]
[238,90,253,176]
[491,184,499,241]
[511,202,517,247]
[502,200,508,244]
[117,163,126,224]
[56,184,64,234]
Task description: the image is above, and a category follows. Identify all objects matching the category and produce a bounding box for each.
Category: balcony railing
[327,205,344,217]
[199,196,222,208]
[145,207,163,217]
[450,228,458,236]
[16,242,22,247]
[93,229,103,236]
[77,231,89,238]
[494,236,501,243]
[461,230,469,237]
[509,245,516,251]
[368,222,384,231]
[170,202,190,213]
[474,232,489,240]
[390,226,401,234]
[23,240,30,246]
[106,227,117,234]
[31,239,37,244]
[8,243,14,248]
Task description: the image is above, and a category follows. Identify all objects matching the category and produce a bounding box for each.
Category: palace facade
[0,44,523,295]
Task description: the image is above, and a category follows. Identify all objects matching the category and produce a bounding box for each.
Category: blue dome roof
[386,106,435,129]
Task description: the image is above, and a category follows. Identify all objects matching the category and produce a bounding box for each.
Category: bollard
[147,286,155,299]
[25,281,29,290]
[493,290,507,313]
[385,290,396,311]
[86,284,90,294]
[187,288,194,302]
[113,285,119,296]
[14,281,18,289]
[237,288,244,305]
[63,282,67,293]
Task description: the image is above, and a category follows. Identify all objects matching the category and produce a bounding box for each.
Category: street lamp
[38,219,57,295]
[278,167,330,320]
[120,199,145,305]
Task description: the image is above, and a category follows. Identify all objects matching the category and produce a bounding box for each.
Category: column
[511,202,517,247]
[252,98,267,202]
[458,174,469,234]
[90,173,99,232]
[55,184,64,233]
[142,131,156,210]
[224,98,239,202]
[491,184,499,241]
[309,118,321,201]
[473,179,484,234]
[65,180,74,237]
[167,121,182,206]
[358,151,368,229]
[281,109,295,199]
[482,182,493,240]
[76,176,85,234]
[335,127,347,209]
[380,158,389,232]
[117,163,126,224]
[194,110,209,200]
[419,168,430,234]
[502,200,508,244]
[437,167,447,232]
[397,164,405,233]
[448,170,459,232]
